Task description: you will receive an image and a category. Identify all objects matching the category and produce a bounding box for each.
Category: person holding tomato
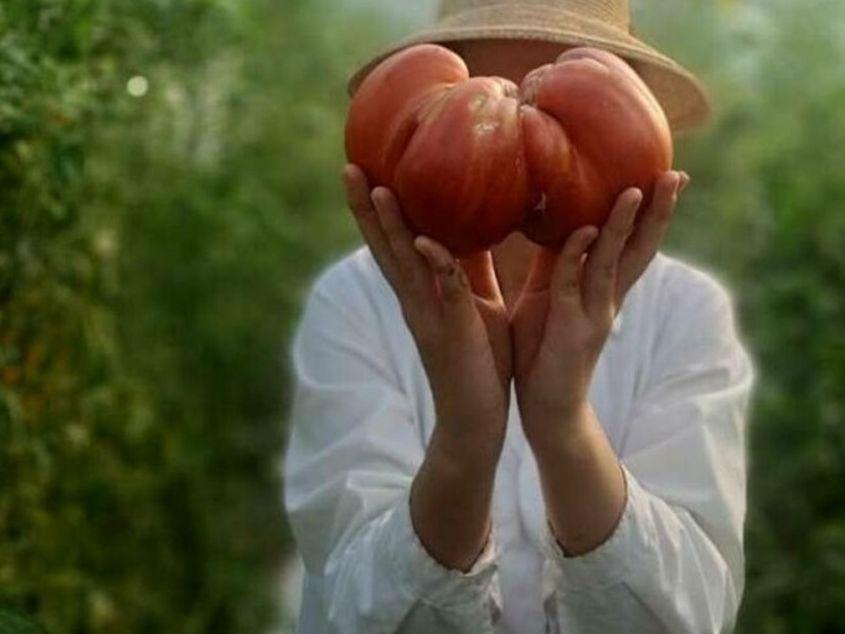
[284,1,754,632]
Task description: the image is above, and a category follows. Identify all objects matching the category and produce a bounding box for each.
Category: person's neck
[491,232,540,313]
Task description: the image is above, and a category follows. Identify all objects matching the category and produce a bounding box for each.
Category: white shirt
[283,247,754,633]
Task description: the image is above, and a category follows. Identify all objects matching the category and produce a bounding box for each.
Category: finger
[370,186,431,292]
[343,165,400,284]
[583,188,642,317]
[550,226,600,312]
[474,298,512,391]
[459,251,503,303]
[415,236,476,316]
[522,247,559,295]
[617,171,681,302]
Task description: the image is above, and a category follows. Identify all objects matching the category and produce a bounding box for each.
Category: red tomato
[345,44,673,254]
[520,47,673,245]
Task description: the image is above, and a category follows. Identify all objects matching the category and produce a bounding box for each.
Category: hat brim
[347,8,711,133]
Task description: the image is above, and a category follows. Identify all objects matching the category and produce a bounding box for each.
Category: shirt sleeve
[283,262,501,633]
[543,273,754,633]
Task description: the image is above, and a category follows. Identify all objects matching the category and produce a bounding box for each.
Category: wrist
[428,417,505,477]
[523,400,595,462]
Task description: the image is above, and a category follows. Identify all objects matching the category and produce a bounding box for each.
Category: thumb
[459,250,503,304]
[522,247,559,295]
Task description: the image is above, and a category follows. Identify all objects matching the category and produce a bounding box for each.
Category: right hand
[343,164,512,461]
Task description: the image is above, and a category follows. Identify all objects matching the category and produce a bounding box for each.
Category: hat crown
[438,0,630,30]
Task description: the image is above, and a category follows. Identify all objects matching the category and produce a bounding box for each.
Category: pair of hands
[344,164,688,460]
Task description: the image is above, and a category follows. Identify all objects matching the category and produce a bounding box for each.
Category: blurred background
[0,0,843,632]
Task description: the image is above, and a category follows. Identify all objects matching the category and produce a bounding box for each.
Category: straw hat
[347,0,710,132]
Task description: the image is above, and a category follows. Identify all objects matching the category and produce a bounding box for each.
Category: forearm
[529,402,627,556]
[410,420,502,572]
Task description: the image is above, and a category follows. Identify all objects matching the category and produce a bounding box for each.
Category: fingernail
[678,172,690,194]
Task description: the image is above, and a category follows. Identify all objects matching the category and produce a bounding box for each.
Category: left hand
[511,171,689,448]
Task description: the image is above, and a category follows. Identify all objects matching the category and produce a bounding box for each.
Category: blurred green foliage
[639,1,845,631]
[0,0,843,632]
[0,0,380,631]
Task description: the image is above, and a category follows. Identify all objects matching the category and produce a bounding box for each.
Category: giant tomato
[345,44,673,254]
